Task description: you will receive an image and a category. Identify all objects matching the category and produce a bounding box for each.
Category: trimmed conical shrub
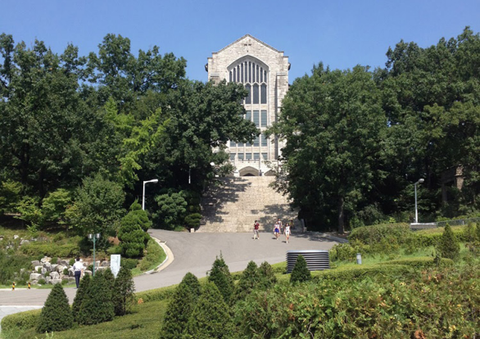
[258,261,277,289]
[438,223,460,260]
[232,261,260,304]
[72,273,91,322]
[77,270,114,325]
[113,266,135,316]
[208,255,234,303]
[184,282,234,339]
[159,272,201,339]
[290,255,311,284]
[36,283,73,333]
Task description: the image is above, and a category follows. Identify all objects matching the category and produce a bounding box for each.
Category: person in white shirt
[73,257,84,288]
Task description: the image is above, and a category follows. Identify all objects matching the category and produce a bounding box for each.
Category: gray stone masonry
[200,176,298,232]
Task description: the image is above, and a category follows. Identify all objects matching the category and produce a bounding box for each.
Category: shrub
[437,223,460,260]
[208,255,234,303]
[38,279,46,285]
[0,251,32,285]
[290,255,311,284]
[36,283,73,333]
[71,274,90,322]
[121,257,139,270]
[118,201,151,258]
[349,223,411,245]
[258,261,277,289]
[232,261,260,304]
[160,272,201,339]
[137,237,165,271]
[77,270,114,325]
[184,282,234,339]
[113,266,135,316]
[51,257,58,265]
[1,309,41,332]
[184,213,202,229]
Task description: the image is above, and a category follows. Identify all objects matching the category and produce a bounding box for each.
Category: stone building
[206,35,290,176]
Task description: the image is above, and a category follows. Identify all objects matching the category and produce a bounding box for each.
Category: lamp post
[88,233,100,276]
[142,179,159,210]
[414,178,424,224]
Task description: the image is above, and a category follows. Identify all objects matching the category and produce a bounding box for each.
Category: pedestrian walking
[274,220,281,239]
[284,223,291,243]
[73,257,84,288]
[253,220,260,239]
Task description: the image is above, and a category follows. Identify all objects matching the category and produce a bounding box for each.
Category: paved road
[0,230,337,327]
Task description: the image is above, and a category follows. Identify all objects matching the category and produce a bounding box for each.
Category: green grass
[2,300,168,339]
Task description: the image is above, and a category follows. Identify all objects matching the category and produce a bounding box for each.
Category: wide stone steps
[199,177,298,233]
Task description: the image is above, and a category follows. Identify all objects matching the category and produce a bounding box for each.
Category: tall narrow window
[238,142,244,147]
[253,84,259,104]
[253,110,259,127]
[261,134,267,146]
[238,153,244,160]
[254,153,260,160]
[240,64,243,83]
[245,110,251,122]
[262,152,268,160]
[253,136,259,146]
[230,141,236,147]
[230,153,236,161]
[245,84,251,104]
[261,84,267,104]
[246,153,252,160]
[261,110,267,127]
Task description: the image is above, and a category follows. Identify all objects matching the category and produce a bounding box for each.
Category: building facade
[207,35,290,176]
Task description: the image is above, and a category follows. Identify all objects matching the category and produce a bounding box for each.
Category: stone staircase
[199,176,298,233]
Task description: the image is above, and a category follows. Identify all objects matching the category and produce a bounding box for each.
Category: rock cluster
[29,257,110,285]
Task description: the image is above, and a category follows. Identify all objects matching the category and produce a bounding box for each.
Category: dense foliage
[113,266,135,316]
[72,274,90,322]
[160,272,201,339]
[270,27,480,232]
[0,32,257,241]
[77,270,115,325]
[118,201,151,257]
[36,283,73,333]
[290,255,311,284]
[437,223,461,259]
[208,254,234,303]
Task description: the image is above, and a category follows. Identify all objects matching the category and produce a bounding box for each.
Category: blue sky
[1,0,479,83]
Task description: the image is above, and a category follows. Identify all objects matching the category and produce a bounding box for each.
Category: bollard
[356,253,362,265]
[28,282,31,289]
[12,282,15,290]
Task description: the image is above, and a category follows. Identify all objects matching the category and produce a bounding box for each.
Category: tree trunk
[338,197,345,234]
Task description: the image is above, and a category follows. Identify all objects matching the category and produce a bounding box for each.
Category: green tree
[77,270,114,325]
[232,261,260,304]
[290,255,311,284]
[113,266,135,316]
[72,274,91,322]
[258,261,277,290]
[208,255,234,304]
[66,173,125,240]
[118,201,151,257]
[160,272,201,339]
[183,282,234,339]
[437,223,460,260]
[153,192,188,230]
[36,283,73,333]
[271,64,386,232]
[0,35,119,199]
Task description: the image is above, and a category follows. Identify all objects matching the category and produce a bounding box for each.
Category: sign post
[110,254,121,278]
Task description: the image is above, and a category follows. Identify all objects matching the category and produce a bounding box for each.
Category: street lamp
[88,233,100,276]
[414,178,424,224]
[142,179,159,210]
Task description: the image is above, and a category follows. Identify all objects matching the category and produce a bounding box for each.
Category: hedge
[349,223,411,244]
[408,225,468,248]
[20,241,80,257]
[1,308,41,332]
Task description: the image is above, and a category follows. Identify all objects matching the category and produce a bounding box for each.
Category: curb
[143,236,175,275]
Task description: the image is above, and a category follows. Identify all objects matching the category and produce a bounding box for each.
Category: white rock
[50,278,62,285]
[13,235,19,239]
[30,273,42,281]
[50,272,60,280]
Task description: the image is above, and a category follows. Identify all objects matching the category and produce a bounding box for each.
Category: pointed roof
[213,34,285,55]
